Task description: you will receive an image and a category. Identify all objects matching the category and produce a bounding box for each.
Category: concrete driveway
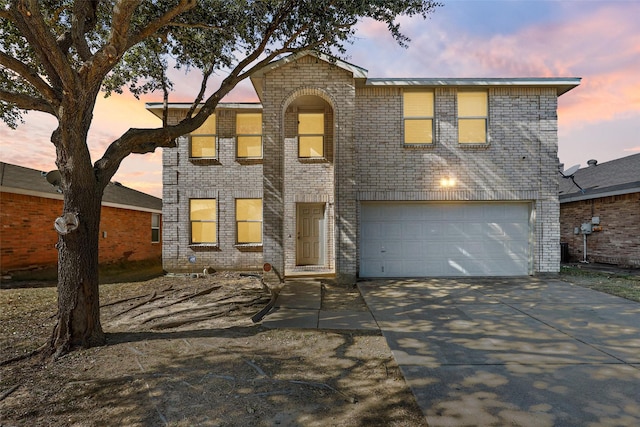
[358,277,640,427]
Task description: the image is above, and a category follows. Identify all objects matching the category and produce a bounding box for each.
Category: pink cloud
[366,3,640,133]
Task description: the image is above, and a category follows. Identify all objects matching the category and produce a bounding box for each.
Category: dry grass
[1,273,426,427]
[560,265,640,302]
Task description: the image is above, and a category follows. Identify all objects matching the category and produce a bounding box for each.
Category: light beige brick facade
[152,52,579,282]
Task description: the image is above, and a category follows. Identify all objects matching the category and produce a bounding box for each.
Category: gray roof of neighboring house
[559,153,640,203]
[0,162,162,212]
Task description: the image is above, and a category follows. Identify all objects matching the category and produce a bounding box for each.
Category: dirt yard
[1,273,426,427]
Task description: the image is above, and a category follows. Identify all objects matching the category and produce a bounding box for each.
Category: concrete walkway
[358,277,640,427]
[261,279,378,330]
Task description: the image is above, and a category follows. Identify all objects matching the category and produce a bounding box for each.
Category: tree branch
[82,0,196,85]
[11,0,75,93]
[94,126,181,185]
[0,51,58,106]
[185,65,214,119]
[70,0,99,61]
[125,0,197,49]
[0,90,56,115]
[0,9,14,21]
[165,22,224,31]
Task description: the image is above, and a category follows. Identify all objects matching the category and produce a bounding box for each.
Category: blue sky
[1,0,638,197]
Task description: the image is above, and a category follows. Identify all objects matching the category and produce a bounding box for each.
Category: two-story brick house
[147,51,580,283]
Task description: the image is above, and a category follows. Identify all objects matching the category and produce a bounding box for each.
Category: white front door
[296,203,325,266]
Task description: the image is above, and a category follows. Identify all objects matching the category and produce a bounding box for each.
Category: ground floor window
[236,198,262,244]
[190,199,217,244]
[151,213,160,243]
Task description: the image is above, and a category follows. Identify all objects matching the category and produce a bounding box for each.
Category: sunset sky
[1,0,638,198]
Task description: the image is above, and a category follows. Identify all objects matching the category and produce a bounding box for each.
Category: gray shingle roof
[559,153,640,202]
[0,162,162,212]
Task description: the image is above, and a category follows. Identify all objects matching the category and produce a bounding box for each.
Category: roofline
[250,50,368,80]
[250,51,368,102]
[560,183,640,203]
[145,102,262,119]
[365,77,581,96]
[0,187,162,214]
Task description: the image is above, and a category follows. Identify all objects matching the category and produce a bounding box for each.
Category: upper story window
[151,213,160,243]
[190,199,217,244]
[458,91,488,144]
[236,198,263,244]
[236,112,263,159]
[189,114,217,158]
[403,90,434,145]
[298,112,324,158]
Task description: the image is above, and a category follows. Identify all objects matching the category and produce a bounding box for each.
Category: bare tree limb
[70,0,99,61]
[12,0,77,93]
[0,90,56,114]
[0,51,58,105]
[0,9,14,21]
[185,65,214,119]
[125,0,197,49]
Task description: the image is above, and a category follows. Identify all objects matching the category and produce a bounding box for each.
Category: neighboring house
[559,154,640,267]
[147,51,580,283]
[0,162,162,275]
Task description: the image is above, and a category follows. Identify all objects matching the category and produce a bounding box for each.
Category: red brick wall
[1,192,161,273]
[560,192,640,267]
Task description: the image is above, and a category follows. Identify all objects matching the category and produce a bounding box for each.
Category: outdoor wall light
[440,177,456,187]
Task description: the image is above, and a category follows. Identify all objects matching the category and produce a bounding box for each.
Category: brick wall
[162,107,265,273]
[560,193,640,267]
[1,191,161,274]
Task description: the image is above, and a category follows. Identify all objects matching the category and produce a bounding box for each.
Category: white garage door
[360,202,531,277]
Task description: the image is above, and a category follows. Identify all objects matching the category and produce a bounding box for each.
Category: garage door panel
[404,240,423,256]
[384,260,404,276]
[360,260,382,277]
[360,202,531,277]
[464,222,486,236]
[424,224,444,239]
[361,222,381,238]
[445,223,466,238]
[382,241,403,257]
[500,222,528,237]
[381,222,402,239]
[361,241,383,258]
[403,261,427,276]
[402,222,423,239]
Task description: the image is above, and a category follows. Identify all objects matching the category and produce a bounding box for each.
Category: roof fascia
[250,51,368,101]
[560,185,640,203]
[1,186,162,213]
[145,102,263,119]
[365,77,581,96]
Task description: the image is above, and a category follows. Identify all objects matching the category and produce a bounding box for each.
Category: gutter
[560,183,640,203]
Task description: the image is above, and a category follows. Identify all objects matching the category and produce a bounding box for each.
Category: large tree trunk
[48,92,107,357]
[49,179,106,357]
